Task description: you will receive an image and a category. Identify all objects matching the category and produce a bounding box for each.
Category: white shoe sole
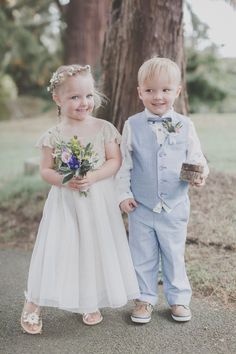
[171,314,191,322]
[131,316,151,324]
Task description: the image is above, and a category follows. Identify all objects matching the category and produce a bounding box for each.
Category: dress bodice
[36,120,121,168]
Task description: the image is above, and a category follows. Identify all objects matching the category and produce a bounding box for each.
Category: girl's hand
[65,177,83,191]
[84,171,98,186]
[74,171,98,189]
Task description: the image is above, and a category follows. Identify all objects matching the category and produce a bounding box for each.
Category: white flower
[23,312,40,325]
[61,150,72,163]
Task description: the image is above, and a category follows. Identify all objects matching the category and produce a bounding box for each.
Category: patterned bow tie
[147,116,172,123]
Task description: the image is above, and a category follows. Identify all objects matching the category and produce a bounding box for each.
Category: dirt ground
[0,170,235,307]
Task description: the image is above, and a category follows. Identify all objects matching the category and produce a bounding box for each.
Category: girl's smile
[53,75,95,121]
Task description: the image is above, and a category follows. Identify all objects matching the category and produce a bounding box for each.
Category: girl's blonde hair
[47,64,106,110]
[138,57,181,86]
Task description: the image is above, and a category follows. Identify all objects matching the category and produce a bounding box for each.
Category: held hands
[65,171,97,191]
[120,198,138,213]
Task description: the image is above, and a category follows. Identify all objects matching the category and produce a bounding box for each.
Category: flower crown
[47,64,91,93]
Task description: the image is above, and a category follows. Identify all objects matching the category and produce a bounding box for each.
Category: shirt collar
[144,107,174,119]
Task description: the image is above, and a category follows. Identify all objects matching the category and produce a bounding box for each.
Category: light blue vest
[129,110,190,210]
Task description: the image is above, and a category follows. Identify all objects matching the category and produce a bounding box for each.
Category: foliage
[0,0,63,97]
[186,46,227,113]
[217,57,236,112]
[185,2,228,113]
[0,74,18,120]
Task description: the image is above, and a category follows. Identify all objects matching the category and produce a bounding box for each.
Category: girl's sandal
[82,310,103,326]
[21,301,42,335]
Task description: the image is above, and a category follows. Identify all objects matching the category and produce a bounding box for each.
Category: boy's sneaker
[131,300,153,323]
[171,305,191,322]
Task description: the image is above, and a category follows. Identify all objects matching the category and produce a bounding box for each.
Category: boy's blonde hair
[48,64,105,110]
[138,57,181,86]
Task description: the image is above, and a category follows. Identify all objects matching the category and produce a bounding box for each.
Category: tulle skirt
[26,177,140,313]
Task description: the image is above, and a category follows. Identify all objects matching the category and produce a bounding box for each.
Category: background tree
[63,0,111,66]
[0,0,111,94]
[1,0,236,121]
[98,0,187,131]
[0,0,62,96]
[185,2,227,113]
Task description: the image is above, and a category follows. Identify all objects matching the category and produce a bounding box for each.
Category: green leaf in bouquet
[79,191,88,197]
[84,143,92,154]
[59,166,71,173]
[62,172,74,184]
[79,160,92,176]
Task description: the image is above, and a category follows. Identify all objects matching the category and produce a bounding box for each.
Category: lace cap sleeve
[103,121,121,144]
[35,127,58,149]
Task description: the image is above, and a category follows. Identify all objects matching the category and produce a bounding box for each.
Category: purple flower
[67,155,80,170]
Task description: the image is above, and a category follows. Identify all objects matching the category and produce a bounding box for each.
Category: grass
[191,113,236,174]
[0,112,235,185]
[0,111,55,182]
[186,171,236,306]
[0,174,48,202]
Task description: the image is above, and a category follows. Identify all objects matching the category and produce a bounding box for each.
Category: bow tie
[147,116,172,123]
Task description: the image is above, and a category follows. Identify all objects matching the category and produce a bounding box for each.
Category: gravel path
[0,248,235,354]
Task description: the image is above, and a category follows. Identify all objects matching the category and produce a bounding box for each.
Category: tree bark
[98,0,187,132]
[64,0,111,66]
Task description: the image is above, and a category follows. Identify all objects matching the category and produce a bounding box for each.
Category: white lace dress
[25,120,140,313]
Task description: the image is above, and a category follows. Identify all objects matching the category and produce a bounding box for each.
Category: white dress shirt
[116,108,209,213]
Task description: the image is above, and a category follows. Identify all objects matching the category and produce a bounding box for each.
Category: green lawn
[0,112,55,198]
[0,112,55,182]
[191,113,236,174]
[0,112,236,190]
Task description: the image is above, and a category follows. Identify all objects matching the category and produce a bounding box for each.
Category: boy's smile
[138,74,181,117]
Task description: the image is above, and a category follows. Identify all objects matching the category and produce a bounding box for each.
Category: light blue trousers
[128,199,192,306]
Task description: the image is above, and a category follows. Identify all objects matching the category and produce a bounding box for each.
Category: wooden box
[180,163,203,183]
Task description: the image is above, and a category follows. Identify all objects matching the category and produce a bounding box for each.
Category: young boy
[116,57,209,323]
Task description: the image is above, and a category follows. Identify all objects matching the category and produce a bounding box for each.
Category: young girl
[21,64,140,334]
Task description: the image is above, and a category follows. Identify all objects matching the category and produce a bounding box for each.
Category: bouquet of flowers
[53,135,98,194]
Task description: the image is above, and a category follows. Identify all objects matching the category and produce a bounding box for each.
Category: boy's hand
[190,175,206,187]
[120,198,138,213]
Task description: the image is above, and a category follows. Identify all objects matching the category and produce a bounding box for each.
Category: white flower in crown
[68,67,76,76]
[47,65,91,93]
[48,72,64,92]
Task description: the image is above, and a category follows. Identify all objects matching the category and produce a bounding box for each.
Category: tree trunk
[64,0,111,66]
[98,0,187,132]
